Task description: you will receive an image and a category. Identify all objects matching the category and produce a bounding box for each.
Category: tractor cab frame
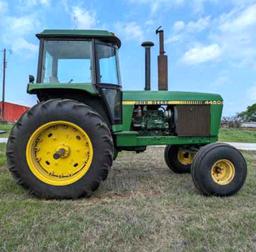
[35,30,123,124]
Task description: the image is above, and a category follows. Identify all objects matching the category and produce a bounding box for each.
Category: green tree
[239,103,256,122]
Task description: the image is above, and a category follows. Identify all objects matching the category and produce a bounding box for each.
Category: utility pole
[2,48,6,121]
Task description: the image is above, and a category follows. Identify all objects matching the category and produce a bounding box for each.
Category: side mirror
[29,75,35,83]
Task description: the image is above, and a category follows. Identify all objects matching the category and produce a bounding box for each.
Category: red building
[0,102,30,123]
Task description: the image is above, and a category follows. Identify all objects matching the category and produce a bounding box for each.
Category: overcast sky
[0,0,256,116]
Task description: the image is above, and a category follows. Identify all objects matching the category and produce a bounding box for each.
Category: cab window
[95,43,120,85]
[41,40,92,83]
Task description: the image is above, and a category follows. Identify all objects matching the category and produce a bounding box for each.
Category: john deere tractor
[7,28,247,199]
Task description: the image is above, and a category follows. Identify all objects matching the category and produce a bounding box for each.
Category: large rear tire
[191,143,247,196]
[7,99,113,199]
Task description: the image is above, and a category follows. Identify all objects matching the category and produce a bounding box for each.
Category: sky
[0,0,256,116]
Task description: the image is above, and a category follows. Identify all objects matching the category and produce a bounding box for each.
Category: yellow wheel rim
[177,150,194,165]
[26,121,93,186]
[211,159,235,185]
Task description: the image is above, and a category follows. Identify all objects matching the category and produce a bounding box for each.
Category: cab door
[95,41,122,124]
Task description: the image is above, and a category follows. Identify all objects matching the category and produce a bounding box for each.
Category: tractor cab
[33,30,122,123]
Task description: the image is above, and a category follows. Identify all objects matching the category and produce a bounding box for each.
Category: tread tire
[191,143,247,196]
[6,99,114,199]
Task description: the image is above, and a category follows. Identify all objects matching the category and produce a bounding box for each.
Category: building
[241,122,256,128]
[0,102,30,123]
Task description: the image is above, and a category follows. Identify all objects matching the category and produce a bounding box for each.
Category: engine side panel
[113,91,223,147]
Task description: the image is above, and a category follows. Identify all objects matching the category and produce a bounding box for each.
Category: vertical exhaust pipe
[141,41,154,91]
[156,26,168,90]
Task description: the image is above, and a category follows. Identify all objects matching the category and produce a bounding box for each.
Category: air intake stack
[141,41,154,91]
[156,26,168,90]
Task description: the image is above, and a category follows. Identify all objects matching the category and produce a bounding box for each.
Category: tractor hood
[122,91,223,105]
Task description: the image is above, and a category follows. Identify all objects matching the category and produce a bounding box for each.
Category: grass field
[0,123,13,138]
[219,128,256,143]
[0,144,256,251]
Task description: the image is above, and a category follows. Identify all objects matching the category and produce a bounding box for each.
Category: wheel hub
[177,150,194,165]
[53,145,70,159]
[26,121,93,186]
[211,159,235,185]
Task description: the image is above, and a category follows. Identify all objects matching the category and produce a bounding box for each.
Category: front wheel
[191,143,247,196]
[7,99,114,199]
[164,145,194,174]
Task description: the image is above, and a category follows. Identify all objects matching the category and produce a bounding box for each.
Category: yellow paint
[122,100,223,105]
[211,159,235,185]
[177,150,194,165]
[26,121,93,186]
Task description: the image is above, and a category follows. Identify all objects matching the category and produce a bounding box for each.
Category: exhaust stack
[156,26,168,90]
[141,41,154,91]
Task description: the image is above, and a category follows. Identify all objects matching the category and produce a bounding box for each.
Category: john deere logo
[122,100,223,105]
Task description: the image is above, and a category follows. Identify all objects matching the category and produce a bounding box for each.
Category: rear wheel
[164,145,194,174]
[191,143,247,196]
[7,99,113,199]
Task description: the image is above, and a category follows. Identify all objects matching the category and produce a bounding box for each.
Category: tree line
[222,103,256,128]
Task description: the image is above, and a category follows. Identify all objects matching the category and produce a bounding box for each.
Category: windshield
[96,43,120,85]
[40,40,92,83]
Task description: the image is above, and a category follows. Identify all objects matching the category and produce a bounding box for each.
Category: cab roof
[36,29,121,48]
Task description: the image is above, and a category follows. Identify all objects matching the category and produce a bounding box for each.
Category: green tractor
[7,28,247,199]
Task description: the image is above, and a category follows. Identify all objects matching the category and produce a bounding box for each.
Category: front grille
[175,105,210,136]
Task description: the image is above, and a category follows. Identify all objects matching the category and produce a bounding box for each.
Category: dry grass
[0,146,256,251]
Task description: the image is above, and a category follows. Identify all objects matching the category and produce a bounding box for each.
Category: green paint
[210,104,223,137]
[116,91,223,141]
[37,29,121,47]
[121,105,134,131]
[28,83,223,145]
[123,90,223,102]
[38,29,117,38]
[115,131,217,147]
[27,83,98,95]
[112,124,123,132]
